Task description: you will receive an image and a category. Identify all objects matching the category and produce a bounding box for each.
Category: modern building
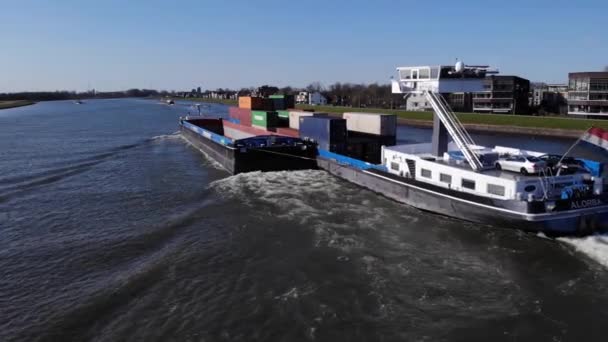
[445,92,473,112]
[405,92,472,112]
[472,75,530,114]
[567,72,608,118]
[405,92,430,111]
[296,91,327,105]
[531,83,568,114]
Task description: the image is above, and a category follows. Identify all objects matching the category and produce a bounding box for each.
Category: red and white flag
[581,127,608,152]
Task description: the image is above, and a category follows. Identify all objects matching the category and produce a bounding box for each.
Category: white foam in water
[209,170,390,250]
[151,132,181,140]
[559,235,608,269]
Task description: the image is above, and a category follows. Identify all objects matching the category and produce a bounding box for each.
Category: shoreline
[171,98,591,138]
[0,100,36,110]
[388,117,581,139]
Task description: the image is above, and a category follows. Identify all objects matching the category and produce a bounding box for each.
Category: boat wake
[149,132,181,141]
[209,170,420,251]
[559,234,608,269]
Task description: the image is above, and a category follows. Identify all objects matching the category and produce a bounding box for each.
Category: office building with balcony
[472,76,530,114]
[568,72,608,118]
[406,92,472,112]
[532,84,568,114]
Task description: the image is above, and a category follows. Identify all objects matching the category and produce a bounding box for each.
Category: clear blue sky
[1,0,606,92]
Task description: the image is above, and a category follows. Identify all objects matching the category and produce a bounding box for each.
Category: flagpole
[555,126,593,176]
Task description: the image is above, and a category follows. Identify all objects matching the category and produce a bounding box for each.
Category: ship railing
[425,91,484,171]
[435,93,477,148]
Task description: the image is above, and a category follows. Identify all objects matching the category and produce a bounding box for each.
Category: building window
[439,173,452,184]
[487,184,505,196]
[391,162,399,171]
[462,179,476,190]
[421,168,432,178]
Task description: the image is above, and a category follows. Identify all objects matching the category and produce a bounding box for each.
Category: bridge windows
[398,67,434,81]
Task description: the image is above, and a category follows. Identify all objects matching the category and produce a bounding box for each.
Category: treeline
[221,82,407,109]
[3,82,408,109]
[321,82,404,108]
[0,89,169,102]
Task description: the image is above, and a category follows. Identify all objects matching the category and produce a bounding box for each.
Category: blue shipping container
[299,116,347,153]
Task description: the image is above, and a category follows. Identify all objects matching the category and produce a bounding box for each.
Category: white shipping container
[342,112,397,136]
[288,111,327,130]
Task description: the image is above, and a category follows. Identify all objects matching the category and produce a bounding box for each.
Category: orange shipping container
[239,96,264,110]
[238,96,273,110]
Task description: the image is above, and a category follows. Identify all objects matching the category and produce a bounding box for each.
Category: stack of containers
[228,107,252,126]
[299,116,347,154]
[269,94,295,110]
[238,96,274,111]
[289,111,328,130]
[270,95,295,128]
[343,112,397,164]
[251,111,279,131]
[275,110,290,127]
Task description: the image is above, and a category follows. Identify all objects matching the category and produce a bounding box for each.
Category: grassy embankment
[178,97,238,106]
[180,98,606,131]
[298,105,608,131]
[0,100,35,110]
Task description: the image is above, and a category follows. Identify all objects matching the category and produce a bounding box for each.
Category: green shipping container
[268,94,295,109]
[251,111,279,129]
[276,110,289,127]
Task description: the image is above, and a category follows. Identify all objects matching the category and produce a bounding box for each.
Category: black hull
[317,157,608,236]
[180,126,317,174]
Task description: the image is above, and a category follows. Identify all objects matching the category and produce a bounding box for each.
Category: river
[1,98,608,341]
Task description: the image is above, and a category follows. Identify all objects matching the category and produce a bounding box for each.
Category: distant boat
[166,99,175,105]
[74,100,84,104]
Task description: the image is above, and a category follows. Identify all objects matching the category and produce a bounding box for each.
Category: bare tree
[306,82,324,93]
[604,65,608,71]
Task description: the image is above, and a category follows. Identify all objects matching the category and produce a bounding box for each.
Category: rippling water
[1,99,608,341]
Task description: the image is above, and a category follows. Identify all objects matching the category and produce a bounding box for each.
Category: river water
[1,99,608,341]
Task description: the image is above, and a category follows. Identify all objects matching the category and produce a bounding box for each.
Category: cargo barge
[179,117,317,174]
[316,147,608,236]
[301,62,608,235]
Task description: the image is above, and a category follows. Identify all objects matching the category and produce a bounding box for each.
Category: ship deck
[432,158,587,180]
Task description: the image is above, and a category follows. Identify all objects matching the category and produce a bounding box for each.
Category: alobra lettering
[571,199,602,209]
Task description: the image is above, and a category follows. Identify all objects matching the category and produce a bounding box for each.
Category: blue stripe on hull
[318,149,388,172]
[181,121,234,146]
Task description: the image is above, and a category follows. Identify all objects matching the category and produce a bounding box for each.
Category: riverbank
[298,105,606,137]
[177,97,238,106]
[175,98,601,138]
[0,100,35,110]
